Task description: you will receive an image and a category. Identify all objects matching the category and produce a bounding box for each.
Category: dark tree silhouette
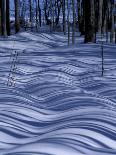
[14,0,20,33]
[84,0,95,43]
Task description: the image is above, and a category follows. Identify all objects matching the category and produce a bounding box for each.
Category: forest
[0,0,116,43]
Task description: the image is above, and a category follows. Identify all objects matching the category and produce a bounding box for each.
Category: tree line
[0,0,116,43]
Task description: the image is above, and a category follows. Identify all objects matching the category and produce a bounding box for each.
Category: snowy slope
[0,32,116,155]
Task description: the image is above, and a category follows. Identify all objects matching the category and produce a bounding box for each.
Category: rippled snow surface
[0,32,116,155]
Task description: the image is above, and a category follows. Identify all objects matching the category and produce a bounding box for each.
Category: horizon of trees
[0,0,116,44]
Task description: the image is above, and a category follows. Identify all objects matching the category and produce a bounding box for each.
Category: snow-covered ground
[0,32,116,155]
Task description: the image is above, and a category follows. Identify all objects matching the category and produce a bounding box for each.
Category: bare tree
[110,0,115,43]
[0,1,2,35]
[84,0,95,43]
[72,0,75,44]
[1,0,7,36]
[20,0,26,27]
[38,0,41,27]
[29,0,32,23]
[67,0,70,45]
[6,0,10,35]
[98,0,103,33]
[62,0,66,34]
[14,0,20,33]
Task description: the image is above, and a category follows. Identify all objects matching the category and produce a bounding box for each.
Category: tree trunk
[29,0,32,23]
[35,0,38,31]
[38,0,41,27]
[77,0,81,32]
[29,0,33,30]
[98,0,103,33]
[84,0,95,43]
[67,0,70,45]
[6,0,10,35]
[114,2,116,44]
[80,0,85,35]
[62,0,66,34]
[1,0,7,36]
[14,0,20,33]
[72,0,75,44]
[110,1,115,43]
[20,0,26,27]
[0,1,2,35]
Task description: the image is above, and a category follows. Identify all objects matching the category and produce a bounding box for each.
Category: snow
[0,31,116,155]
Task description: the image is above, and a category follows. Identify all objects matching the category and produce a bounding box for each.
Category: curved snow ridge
[0,103,116,155]
[0,32,116,155]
